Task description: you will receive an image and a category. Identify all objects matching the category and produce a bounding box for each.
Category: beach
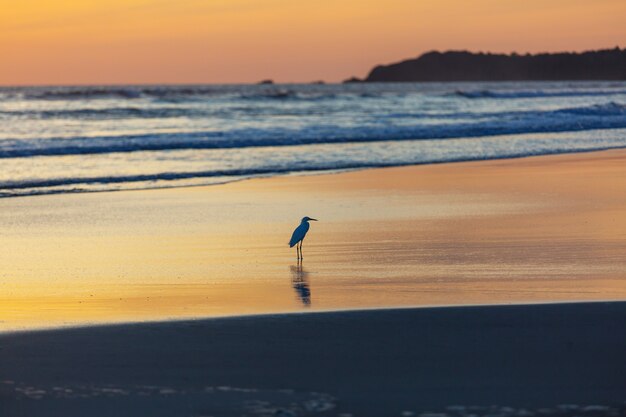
[1,149,626,414]
[1,302,625,416]
[1,149,626,330]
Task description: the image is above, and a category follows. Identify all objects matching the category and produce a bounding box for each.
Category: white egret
[289,216,317,259]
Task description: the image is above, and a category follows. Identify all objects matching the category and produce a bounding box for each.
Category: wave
[19,86,240,101]
[0,107,204,120]
[1,103,625,158]
[382,102,626,120]
[455,89,626,99]
[25,88,145,100]
[2,140,625,198]
[3,99,625,122]
[554,102,626,116]
[0,105,329,120]
[240,90,339,101]
[6,85,626,103]
[7,86,339,102]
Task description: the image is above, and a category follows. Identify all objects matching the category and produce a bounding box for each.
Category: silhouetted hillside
[359,48,626,82]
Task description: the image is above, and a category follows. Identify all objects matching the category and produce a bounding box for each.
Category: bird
[289,216,317,260]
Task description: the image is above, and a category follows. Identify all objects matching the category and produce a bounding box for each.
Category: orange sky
[1,0,624,85]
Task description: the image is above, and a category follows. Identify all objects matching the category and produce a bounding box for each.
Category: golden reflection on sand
[1,150,626,330]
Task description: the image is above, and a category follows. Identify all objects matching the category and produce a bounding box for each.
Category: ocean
[1,81,626,197]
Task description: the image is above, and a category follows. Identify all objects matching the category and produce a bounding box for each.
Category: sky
[1,0,624,85]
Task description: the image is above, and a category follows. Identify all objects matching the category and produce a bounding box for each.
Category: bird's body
[289,221,310,248]
[289,216,317,259]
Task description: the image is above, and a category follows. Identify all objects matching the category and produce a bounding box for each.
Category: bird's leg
[300,239,304,260]
[296,243,301,260]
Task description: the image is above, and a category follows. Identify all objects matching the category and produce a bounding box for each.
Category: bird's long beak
[310,218,318,221]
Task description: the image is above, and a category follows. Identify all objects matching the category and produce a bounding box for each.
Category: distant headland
[346,47,626,82]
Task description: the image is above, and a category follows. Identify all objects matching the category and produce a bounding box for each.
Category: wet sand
[1,302,625,416]
[1,149,626,330]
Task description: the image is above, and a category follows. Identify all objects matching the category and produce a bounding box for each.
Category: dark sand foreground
[1,302,625,416]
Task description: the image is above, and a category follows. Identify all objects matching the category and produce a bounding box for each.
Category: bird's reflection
[290,262,311,307]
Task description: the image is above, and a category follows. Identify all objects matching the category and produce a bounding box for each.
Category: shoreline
[2,301,625,416]
[4,143,626,201]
